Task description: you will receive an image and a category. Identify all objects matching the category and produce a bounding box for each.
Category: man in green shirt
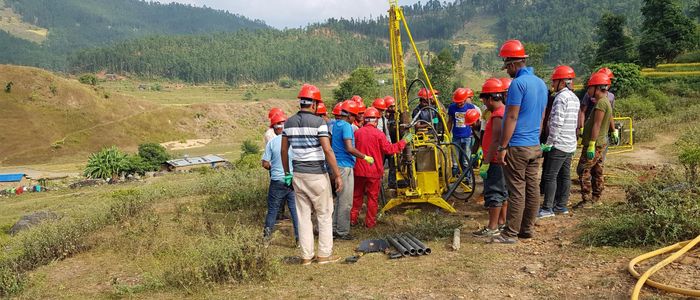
[574,72,612,209]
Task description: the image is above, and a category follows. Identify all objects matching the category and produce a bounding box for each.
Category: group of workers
[260,39,618,263]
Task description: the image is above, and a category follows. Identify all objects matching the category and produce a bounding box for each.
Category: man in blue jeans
[448,87,478,177]
[262,113,299,247]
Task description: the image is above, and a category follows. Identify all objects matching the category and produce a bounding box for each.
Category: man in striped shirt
[282,84,343,265]
[538,66,580,218]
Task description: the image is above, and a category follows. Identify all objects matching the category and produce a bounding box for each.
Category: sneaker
[517,232,533,241]
[498,224,506,232]
[473,227,500,237]
[301,257,314,265]
[553,208,569,215]
[316,255,342,264]
[537,209,555,219]
[334,234,355,241]
[489,234,517,244]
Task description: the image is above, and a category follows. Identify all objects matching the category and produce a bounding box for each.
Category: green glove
[610,129,620,145]
[586,141,596,160]
[402,132,414,143]
[578,128,584,137]
[540,144,553,152]
[476,148,483,160]
[363,155,375,165]
[479,163,489,180]
[284,172,293,186]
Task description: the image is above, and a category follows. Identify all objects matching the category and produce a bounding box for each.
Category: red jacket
[354,123,406,178]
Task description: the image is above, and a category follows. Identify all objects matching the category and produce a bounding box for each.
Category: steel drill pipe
[401,234,424,255]
[396,235,417,256]
[387,236,409,256]
[406,233,432,254]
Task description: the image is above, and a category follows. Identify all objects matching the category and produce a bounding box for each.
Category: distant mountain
[0,0,268,68]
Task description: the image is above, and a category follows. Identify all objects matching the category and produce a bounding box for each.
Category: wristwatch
[497,145,509,152]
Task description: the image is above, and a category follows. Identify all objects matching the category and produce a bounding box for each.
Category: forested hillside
[71,29,388,84]
[0,0,267,68]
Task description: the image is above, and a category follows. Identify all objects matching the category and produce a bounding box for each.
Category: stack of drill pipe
[405,233,431,255]
[387,236,409,256]
[395,235,417,256]
[401,234,424,255]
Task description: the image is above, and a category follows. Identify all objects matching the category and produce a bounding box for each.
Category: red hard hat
[597,67,615,79]
[332,103,342,115]
[351,95,363,103]
[364,107,381,119]
[588,72,612,86]
[372,98,388,110]
[383,95,396,107]
[268,107,283,119]
[316,102,328,115]
[551,65,576,80]
[464,109,481,125]
[270,112,287,127]
[418,88,437,99]
[341,100,360,115]
[499,39,529,59]
[452,88,474,104]
[499,77,512,90]
[298,84,322,101]
[481,78,506,94]
[357,101,367,114]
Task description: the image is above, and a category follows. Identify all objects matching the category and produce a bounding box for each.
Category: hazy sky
[158,0,423,28]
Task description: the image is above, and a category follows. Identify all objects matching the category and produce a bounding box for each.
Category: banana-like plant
[83,146,130,179]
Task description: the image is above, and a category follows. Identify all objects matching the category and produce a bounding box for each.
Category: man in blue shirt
[262,113,298,246]
[492,40,548,244]
[448,87,477,177]
[331,100,373,240]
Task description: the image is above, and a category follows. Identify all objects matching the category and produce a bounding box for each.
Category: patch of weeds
[402,209,462,241]
[578,170,700,247]
[162,229,278,291]
[110,273,164,298]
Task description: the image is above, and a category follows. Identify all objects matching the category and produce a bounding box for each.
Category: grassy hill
[0,0,267,68]
[0,65,303,165]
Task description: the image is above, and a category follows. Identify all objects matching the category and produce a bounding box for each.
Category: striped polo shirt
[545,88,580,153]
[283,111,329,174]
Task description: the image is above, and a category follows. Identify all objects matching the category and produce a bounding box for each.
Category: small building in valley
[0,173,29,189]
[163,155,231,172]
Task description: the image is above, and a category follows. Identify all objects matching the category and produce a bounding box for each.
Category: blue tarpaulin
[0,174,25,182]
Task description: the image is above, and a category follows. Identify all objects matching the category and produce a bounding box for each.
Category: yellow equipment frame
[381,1,462,214]
[608,117,634,154]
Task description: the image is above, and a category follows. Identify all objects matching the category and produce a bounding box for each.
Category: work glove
[363,155,375,165]
[284,172,293,187]
[540,144,553,152]
[610,129,620,145]
[578,128,584,137]
[479,163,489,180]
[586,141,596,160]
[402,132,414,143]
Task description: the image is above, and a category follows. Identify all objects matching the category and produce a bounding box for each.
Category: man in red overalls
[351,108,413,228]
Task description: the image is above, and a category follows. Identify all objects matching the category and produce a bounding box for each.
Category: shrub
[614,94,657,120]
[150,83,162,91]
[83,146,130,179]
[402,209,462,241]
[123,155,150,176]
[673,50,700,63]
[240,140,260,156]
[597,63,646,98]
[675,126,700,182]
[579,172,700,247]
[138,143,170,171]
[78,74,97,86]
[4,81,12,93]
[163,231,278,289]
[278,77,295,88]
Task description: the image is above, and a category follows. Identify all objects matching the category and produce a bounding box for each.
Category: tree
[522,42,549,78]
[639,0,698,66]
[426,48,456,100]
[333,67,380,102]
[595,13,634,64]
[137,143,170,171]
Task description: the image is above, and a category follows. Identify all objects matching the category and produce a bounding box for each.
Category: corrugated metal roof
[165,155,228,167]
[0,173,26,182]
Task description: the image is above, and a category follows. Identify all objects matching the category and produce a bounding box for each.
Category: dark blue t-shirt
[505,67,548,147]
[331,120,356,168]
[448,102,476,138]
